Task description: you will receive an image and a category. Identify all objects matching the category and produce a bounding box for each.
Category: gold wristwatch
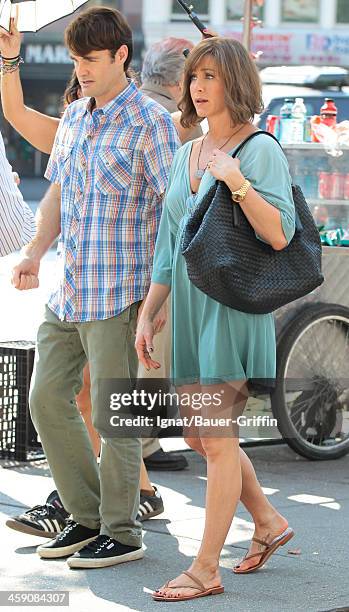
[231,179,251,203]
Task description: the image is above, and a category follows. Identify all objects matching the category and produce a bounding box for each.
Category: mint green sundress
[151,134,295,385]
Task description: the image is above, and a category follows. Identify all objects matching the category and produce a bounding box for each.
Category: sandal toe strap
[252,535,272,549]
[241,550,266,562]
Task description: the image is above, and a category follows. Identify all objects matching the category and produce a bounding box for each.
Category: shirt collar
[84,79,139,119]
[141,80,174,103]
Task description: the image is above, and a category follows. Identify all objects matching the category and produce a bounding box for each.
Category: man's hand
[12,255,40,291]
[202,28,218,39]
[0,13,21,59]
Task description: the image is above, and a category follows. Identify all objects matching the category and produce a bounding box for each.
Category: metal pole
[242,0,253,51]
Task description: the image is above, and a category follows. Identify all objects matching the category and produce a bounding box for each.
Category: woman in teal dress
[136,37,296,602]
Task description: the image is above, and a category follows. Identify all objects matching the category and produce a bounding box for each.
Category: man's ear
[115,44,128,66]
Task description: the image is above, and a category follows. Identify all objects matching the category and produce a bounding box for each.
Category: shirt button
[81,160,87,167]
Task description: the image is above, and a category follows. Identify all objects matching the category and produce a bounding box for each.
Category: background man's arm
[0,133,35,257]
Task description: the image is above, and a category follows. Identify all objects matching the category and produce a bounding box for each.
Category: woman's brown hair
[179,37,264,128]
[63,71,81,108]
[65,6,133,77]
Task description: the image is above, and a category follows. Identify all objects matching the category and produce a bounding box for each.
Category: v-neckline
[187,139,242,196]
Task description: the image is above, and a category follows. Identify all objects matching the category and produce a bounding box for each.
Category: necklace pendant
[195,168,205,179]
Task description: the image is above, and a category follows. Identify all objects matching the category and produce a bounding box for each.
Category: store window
[226,0,264,21]
[281,0,319,23]
[337,0,349,23]
[171,0,209,20]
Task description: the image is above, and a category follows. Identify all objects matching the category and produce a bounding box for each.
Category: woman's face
[189,55,226,120]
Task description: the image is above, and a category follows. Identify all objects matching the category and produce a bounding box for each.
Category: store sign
[221,27,349,66]
[24,44,72,64]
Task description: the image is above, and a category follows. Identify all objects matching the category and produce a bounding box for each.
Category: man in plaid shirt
[12,6,179,569]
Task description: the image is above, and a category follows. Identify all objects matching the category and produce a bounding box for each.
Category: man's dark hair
[65,6,133,75]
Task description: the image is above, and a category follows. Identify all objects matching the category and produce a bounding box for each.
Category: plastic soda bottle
[279,98,294,143]
[280,98,294,119]
[320,98,337,128]
[290,98,307,144]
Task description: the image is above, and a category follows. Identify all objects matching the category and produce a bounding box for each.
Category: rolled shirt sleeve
[0,132,35,256]
[45,109,70,185]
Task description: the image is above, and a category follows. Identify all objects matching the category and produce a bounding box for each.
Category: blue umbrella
[0,0,89,33]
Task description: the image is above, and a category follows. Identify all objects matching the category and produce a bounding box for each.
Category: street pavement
[1,444,349,612]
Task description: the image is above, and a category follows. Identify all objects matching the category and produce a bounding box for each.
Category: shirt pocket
[96,148,133,194]
[55,143,73,189]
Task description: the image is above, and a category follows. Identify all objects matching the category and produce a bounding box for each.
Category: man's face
[70,48,127,101]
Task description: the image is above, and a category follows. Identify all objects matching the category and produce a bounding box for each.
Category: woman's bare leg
[158,382,245,598]
[182,386,289,573]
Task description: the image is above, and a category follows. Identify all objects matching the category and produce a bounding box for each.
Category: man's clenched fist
[12,256,40,291]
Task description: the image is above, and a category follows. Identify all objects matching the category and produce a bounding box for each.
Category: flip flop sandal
[152,570,224,602]
[233,526,295,574]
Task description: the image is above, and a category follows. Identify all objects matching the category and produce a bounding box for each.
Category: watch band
[231,179,251,203]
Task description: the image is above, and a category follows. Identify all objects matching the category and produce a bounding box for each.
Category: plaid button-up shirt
[45,81,179,322]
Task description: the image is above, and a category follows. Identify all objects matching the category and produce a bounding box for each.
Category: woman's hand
[153,301,167,334]
[135,318,161,371]
[207,149,245,191]
[0,14,21,59]
[137,300,167,335]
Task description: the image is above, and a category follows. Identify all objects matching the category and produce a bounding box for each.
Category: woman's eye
[190,75,197,81]
[205,73,214,79]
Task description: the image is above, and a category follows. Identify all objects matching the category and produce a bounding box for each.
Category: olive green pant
[29,304,142,548]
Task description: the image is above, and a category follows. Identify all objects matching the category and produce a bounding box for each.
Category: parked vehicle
[258,65,349,129]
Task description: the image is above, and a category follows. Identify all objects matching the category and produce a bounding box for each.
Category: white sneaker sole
[37,536,98,559]
[6,518,60,538]
[67,547,144,569]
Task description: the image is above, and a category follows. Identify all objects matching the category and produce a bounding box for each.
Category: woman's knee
[200,436,237,458]
[184,436,204,454]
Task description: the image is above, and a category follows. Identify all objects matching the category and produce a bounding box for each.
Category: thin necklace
[195,124,246,180]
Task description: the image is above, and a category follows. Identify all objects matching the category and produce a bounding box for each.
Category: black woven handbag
[181,131,324,314]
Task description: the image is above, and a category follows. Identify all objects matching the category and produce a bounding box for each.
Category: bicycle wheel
[271,303,349,460]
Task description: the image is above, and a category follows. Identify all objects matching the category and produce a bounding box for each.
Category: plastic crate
[0,341,44,461]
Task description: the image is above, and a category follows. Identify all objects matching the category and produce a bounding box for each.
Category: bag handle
[230,129,303,232]
[232,129,282,159]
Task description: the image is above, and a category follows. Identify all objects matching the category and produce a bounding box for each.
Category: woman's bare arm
[0,17,59,154]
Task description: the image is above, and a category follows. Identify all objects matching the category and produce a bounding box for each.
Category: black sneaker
[6,490,69,538]
[137,486,164,522]
[37,520,100,559]
[67,535,144,569]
